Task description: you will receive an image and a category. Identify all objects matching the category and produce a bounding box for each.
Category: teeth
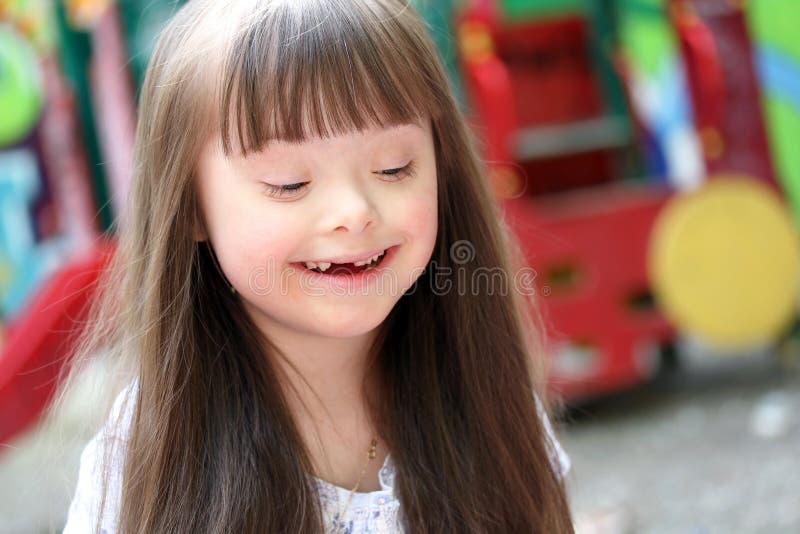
[303,251,385,272]
[303,261,330,272]
[356,251,385,267]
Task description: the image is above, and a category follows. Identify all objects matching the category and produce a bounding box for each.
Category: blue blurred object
[0,149,67,319]
[757,45,800,116]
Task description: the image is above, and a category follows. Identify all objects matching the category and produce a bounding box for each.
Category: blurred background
[1,0,799,532]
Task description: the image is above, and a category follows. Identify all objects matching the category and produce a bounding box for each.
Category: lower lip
[291,245,401,292]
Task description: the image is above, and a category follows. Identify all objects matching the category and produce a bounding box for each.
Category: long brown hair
[61,0,573,531]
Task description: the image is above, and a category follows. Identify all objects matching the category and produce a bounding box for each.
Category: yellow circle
[649,177,800,350]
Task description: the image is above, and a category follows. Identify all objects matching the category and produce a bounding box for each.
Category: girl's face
[196,121,438,341]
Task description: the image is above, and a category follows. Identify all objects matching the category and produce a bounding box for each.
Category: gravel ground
[1,352,798,533]
[562,351,800,534]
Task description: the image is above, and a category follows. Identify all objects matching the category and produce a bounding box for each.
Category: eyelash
[378,160,417,181]
[261,161,417,199]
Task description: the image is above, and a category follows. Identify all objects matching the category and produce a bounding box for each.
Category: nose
[325,182,378,233]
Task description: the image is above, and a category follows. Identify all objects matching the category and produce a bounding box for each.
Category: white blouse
[63,381,570,534]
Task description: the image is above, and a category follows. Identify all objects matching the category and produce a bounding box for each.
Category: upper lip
[297,246,394,265]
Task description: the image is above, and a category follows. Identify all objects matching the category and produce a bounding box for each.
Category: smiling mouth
[295,247,395,276]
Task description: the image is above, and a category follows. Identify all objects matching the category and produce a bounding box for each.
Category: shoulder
[533,391,571,480]
[62,380,139,534]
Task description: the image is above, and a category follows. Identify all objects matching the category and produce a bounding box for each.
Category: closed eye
[261,161,417,200]
[261,181,309,199]
[375,161,416,181]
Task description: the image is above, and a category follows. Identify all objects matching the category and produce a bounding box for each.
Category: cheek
[202,198,303,280]
[398,185,438,252]
[395,194,437,290]
[416,176,438,233]
[404,200,437,239]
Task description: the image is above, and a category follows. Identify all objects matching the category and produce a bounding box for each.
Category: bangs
[218,0,446,155]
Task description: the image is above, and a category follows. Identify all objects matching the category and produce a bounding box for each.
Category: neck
[250,313,380,428]
[278,331,376,422]
[247,312,387,489]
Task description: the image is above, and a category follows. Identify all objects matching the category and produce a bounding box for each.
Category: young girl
[61,0,574,532]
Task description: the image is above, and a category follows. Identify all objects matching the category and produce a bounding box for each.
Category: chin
[306,306,391,339]
[243,292,398,342]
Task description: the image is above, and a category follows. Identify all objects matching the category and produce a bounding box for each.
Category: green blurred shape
[764,98,800,221]
[747,0,800,57]
[616,0,675,77]
[499,0,586,20]
[0,24,42,147]
[747,0,800,223]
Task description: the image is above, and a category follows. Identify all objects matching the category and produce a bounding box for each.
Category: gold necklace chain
[332,437,378,534]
